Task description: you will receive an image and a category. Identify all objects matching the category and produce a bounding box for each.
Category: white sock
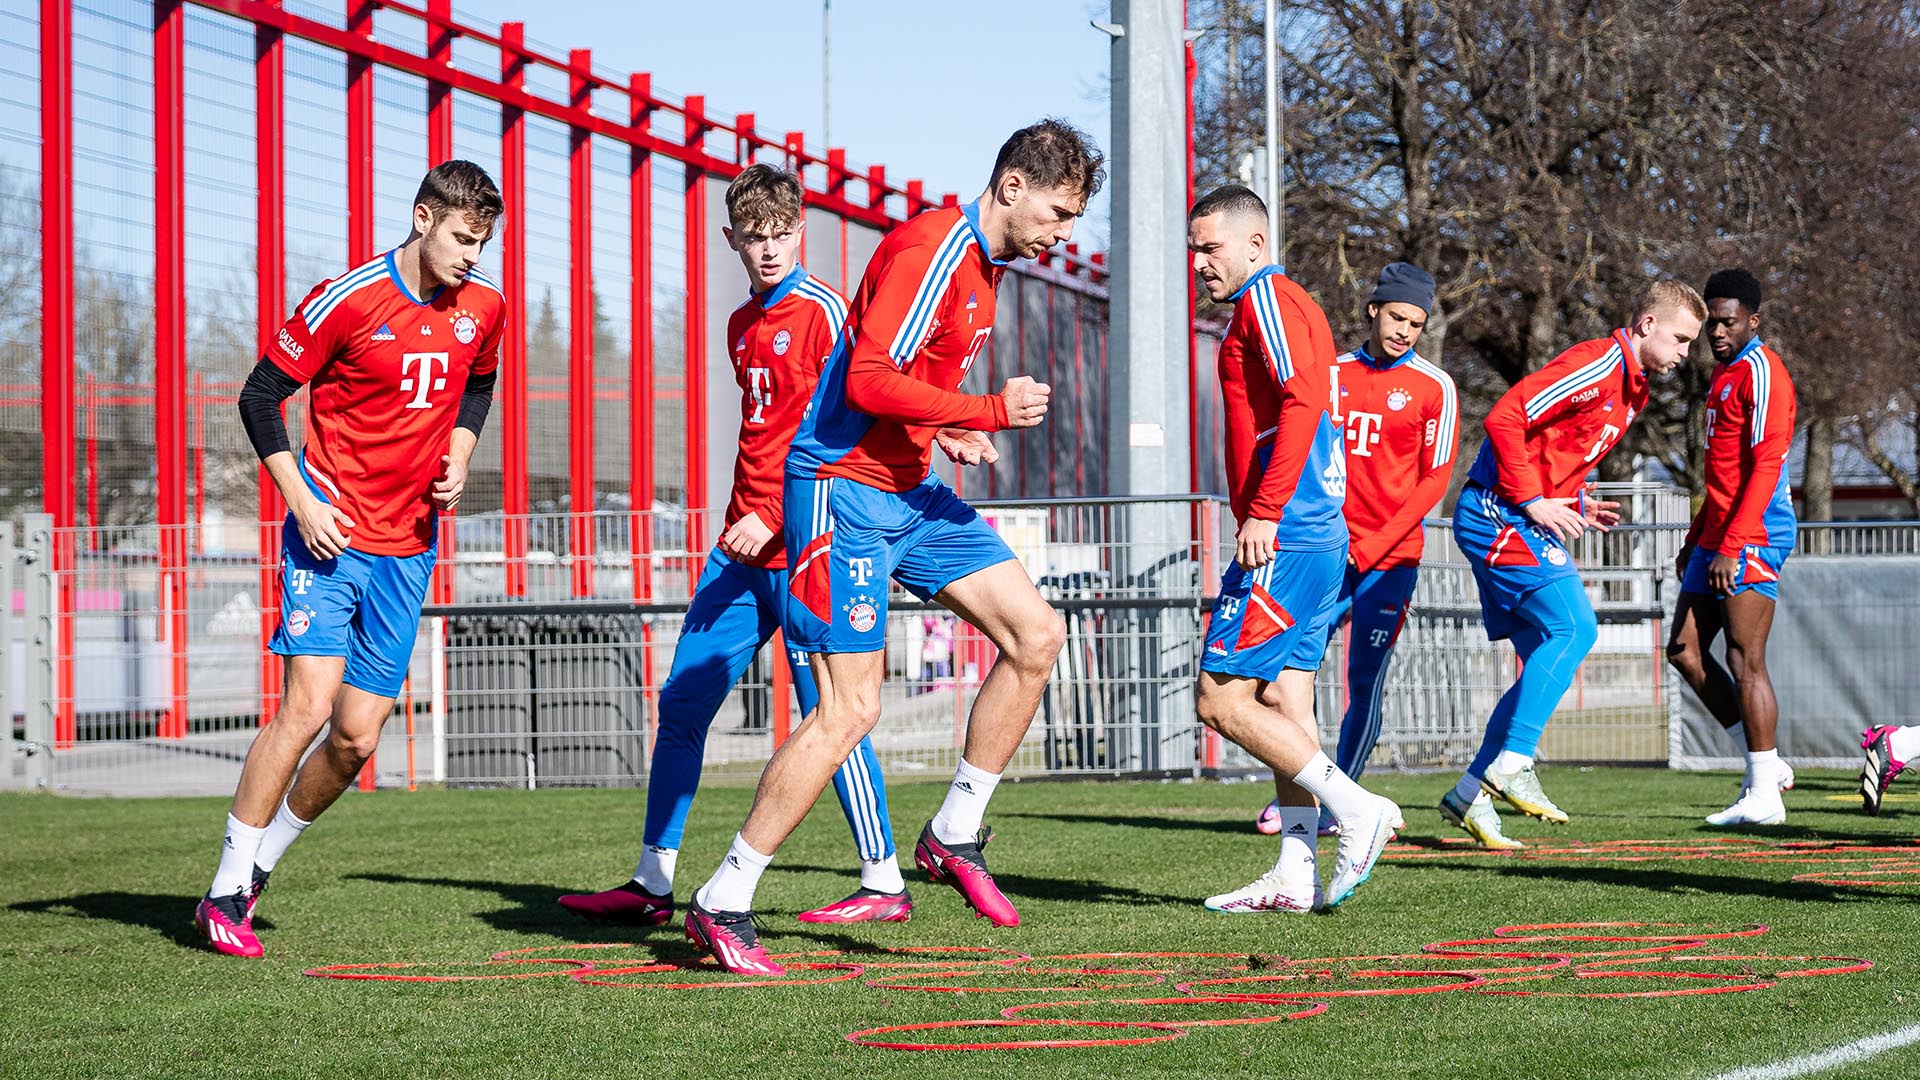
[634,845,677,895]
[210,813,267,899]
[1291,752,1372,822]
[860,855,906,894]
[1889,726,1920,763]
[931,758,1002,845]
[1745,749,1781,795]
[697,833,773,913]
[1724,723,1749,754]
[252,798,311,873]
[1492,750,1533,774]
[1272,806,1318,889]
[1450,773,1484,806]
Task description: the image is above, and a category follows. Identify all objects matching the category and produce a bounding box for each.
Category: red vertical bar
[734,112,754,163]
[683,95,709,561]
[191,369,206,554]
[1044,282,1056,495]
[826,148,847,291]
[41,0,76,748]
[630,73,655,603]
[256,3,286,726]
[568,49,596,598]
[906,179,924,216]
[155,0,189,740]
[425,0,453,163]
[499,23,529,596]
[866,164,886,211]
[783,131,807,263]
[346,0,374,264]
[83,373,97,539]
[426,0,457,605]
[1072,292,1085,493]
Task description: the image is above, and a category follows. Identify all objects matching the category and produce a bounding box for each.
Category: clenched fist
[1000,375,1052,429]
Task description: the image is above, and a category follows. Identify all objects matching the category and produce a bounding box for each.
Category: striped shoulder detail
[1334,350,1361,365]
[1246,277,1296,382]
[795,278,850,340]
[1523,345,1621,421]
[463,266,504,298]
[887,218,973,366]
[1407,356,1458,469]
[1740,350,1772,447]
[299,255,390,333]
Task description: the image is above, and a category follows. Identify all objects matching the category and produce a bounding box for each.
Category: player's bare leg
[1721,590,1779,753]
[1197,670,1400,909]
[900,561,1066,926]
[737,649,888,855]
[1666,593,1743,732]
[1670,590,1789,823]
[282,685,398,821]
[229,655,349,827]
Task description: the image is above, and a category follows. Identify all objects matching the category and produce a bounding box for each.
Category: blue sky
[445,0,1115,246]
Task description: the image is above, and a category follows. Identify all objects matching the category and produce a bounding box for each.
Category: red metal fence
[3,0,1115,746]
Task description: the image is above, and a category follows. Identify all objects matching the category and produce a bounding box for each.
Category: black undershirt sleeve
[236,358,302,461]
[457,368,497,436]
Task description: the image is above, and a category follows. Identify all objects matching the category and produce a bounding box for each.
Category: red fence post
[256,3,287,726]
[154,0,190,740]
[683,95,710,566]
[630,73,655,604]
[346,0,374,265]
[427,0,457,605]
[499,22,529,596]
[567,48,596,597]
[40,0,76,748]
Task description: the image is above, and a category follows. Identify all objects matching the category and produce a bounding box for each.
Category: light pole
[1263,0,1282,261]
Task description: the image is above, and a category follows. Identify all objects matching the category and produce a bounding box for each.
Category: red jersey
[723,267,847,569]
[1215,266,1348,549]
[787,204,1010,492]
[1685,338,1797,557]
[1331,345,1459,570]
[1467,329,1648,505]
[268,250,506,555]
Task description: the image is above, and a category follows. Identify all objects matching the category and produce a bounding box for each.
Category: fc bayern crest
[1721,384,1733,400]
[287,608,311,637]
[1386,388,1411,412]
[1546,546,1568,566]
[452,312,479,345]
[848,601,878,633]
[773,329,792,356]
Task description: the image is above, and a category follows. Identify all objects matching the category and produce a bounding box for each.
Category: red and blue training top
[1467,329,1648,506]
[1685,337,1797,557]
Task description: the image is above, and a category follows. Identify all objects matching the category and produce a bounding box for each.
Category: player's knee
[818,689,883,739]
[327,724,381,763]
[1566,608,1600,655]
[272,686,333,735]
[1665,640,1701,677]
[1012,610,1067,674]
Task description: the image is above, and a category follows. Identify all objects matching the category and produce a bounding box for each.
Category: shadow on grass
[1413,858,1911,904]
[8,891,269,948]
[995,810,1239,837]
[775,862,1196,908]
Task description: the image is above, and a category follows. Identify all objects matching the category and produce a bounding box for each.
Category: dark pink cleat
[913,821,1019,927]
[683,894,784,976]
[557,881,674,926]
[796,887,913,924]
[194,890,263,958]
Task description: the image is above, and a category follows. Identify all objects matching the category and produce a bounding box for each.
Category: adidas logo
[1287,823,1309,835]
[1206,640,1228,656]
[953,781,976,794]
[1324,764,1336,780]
[371,323,396,341]
[726,855,741,869]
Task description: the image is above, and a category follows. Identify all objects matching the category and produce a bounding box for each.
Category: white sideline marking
[1707,1023,1920,1080]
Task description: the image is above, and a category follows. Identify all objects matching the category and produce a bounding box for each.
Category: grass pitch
[2,768,1916,1079]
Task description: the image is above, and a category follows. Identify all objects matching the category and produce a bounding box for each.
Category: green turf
[2,769,1916,1079]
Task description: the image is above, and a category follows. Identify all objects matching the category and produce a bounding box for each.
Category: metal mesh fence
[15,489,1915,797]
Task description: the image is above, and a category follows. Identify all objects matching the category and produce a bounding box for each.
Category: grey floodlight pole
[822,0,831,148]
[1264,0,1282,259]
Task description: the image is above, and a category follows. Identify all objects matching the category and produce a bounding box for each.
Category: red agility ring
[863,966,1169,993]
[1000,996,1331,1027]
[844,1018,1188,1051]
[768,946,1032,969]
[302,958,598,982]
[1175,970,1487,998]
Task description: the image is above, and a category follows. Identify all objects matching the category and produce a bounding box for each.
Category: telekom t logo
[1346,411,1385,457]
[288,569,314,595]
[746,367,772,424]
[847,557,876,586]
[401,352,450,410]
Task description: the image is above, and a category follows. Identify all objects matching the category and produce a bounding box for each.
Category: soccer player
[681,120,1103,976]
[1666,269,1799,826]
[556,165,906,926]
[1254,262,1458,837]
[196,162,507,956]
[1861,724,1917,815]
[1188,184,1404,915]
[1441,281,1704,848]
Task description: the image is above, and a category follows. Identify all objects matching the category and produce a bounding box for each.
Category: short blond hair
[725,163,804,232]
[1632,279,1708,322]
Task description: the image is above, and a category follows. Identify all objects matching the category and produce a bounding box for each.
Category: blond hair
[725,163,804,232]
[1632,279,1708,322]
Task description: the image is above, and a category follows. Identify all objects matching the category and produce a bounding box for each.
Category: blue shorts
[784,473,1016,654]
[1452,483,1580,642]
[1201,545,1347,680]
[1681,543,1789,601]
[269,514,435,698]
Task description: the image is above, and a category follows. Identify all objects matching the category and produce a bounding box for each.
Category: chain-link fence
[7,492,1919,796]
